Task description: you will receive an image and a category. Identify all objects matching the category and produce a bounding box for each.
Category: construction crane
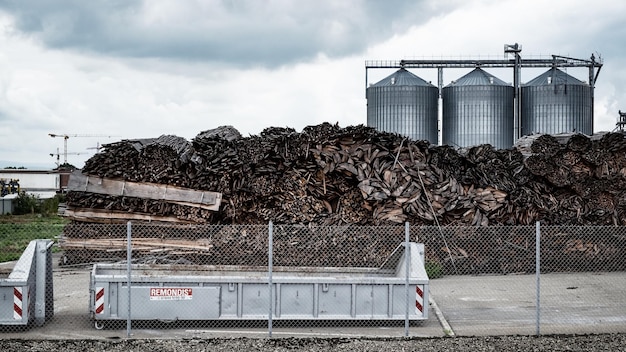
[86,141,105,152]
[50,148,85,168]
[48,133,121,164]
[616,110,626,132]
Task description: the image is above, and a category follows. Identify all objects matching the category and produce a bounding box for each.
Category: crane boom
[48,133,121,164]
[50,148,85,167]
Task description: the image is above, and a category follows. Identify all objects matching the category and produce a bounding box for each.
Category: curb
[429,293,455,337]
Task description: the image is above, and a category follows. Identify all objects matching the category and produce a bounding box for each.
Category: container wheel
[94,321,105,330]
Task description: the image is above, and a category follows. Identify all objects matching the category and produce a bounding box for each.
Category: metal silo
[367,68,438,143]
[521,67,592,135]
[442,68,514,149]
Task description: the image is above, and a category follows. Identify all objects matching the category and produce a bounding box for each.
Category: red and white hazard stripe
[95,287,105,314]
[415,285,424,314]
[14,287,23,320]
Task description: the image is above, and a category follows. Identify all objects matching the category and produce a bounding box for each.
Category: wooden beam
[68,171,221,210]
[63,208,201,224]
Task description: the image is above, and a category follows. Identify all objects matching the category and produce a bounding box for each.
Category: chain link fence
[1,221,625,337]
[421,224,626,336]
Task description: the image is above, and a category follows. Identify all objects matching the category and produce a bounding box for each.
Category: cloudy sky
[0,0,624,169]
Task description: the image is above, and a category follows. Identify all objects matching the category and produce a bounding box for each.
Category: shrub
[13,191,39,215]
[425,260,444,279]
[12,192,63,216]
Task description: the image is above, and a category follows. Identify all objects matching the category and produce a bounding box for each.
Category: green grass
[0,214,68,262]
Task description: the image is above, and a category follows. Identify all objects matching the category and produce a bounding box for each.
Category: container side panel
[372,285,389,317]
[391,285,427,318]
[355,284,390,318]
[241,284,269,317]
[279,284,314,317]
[116,286,220,320]
[391,284,408,317]
[318,284,352,317]
[355,285,373,317]
[0,286,13,321]
[107,283,115,318]
[219,283,239,317]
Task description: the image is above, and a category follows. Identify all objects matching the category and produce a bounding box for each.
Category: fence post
[34,239,54,326]
[127,221,132,338]
[44,239,54,322]
[404,222,410,337]
[535,221,541,336]
[268,221,273,338]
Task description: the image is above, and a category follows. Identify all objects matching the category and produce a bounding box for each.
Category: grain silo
[521,67,593,135]
[366,68,438,144]
[442,68,514,149]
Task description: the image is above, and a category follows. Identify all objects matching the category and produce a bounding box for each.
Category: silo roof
[524,67,586,86]
[371,68,435,87]
[446,67,509,87]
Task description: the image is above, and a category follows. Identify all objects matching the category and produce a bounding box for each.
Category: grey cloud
[0,0,440,67]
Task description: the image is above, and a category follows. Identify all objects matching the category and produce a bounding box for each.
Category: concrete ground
[1,256,626,339]
[429,272,626,336]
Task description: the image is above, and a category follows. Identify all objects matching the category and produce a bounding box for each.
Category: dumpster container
[0,239,54,327]
[90,242,429,328]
